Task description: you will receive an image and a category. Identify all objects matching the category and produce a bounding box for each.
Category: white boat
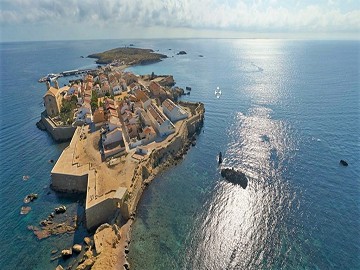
[215,87,222,98]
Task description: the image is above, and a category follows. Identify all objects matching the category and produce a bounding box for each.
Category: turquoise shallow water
[0,39,359,269]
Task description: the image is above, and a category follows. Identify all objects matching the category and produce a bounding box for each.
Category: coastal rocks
[20,206,31,215]
[94,223,121,254]
[218,152,223,164]
[73,244,82,253]
[340,160,348,166]
[84,249,94,260]
[40,219,53,226]
[23,193,38,203]
[54,205,67,214]
[177,51,187,55]
[84,236,93,247]
[170,87,185,101]
[28,213,77,240]
[157,75,175,87]
[220,168,248,189]
[61,248,73,258]
[55,265,64,270]
[76,257,96,270]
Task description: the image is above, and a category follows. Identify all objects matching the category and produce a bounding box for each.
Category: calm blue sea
[0,39,359,270]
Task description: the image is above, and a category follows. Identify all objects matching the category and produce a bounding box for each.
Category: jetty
[39,68,98,83]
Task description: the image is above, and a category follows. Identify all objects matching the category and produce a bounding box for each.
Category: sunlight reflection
[186,105,297,269]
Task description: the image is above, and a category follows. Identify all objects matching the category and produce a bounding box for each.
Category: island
[36,48,204,269]
[87,47,168,65]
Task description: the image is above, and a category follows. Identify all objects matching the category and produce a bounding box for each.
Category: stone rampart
[123,102,204,217]
[41,111,76,142]
[86,197,119,231]
[51,173,88,193]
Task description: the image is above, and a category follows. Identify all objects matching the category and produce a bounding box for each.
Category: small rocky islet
[220,167,248,189]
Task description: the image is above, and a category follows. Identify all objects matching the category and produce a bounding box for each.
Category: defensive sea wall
[40,111,76,142]
[122,101,205,218]
[49,101,204,230]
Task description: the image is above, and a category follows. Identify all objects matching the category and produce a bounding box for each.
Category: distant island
[88,47,168,65]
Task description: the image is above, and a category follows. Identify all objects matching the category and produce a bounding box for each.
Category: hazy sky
[1,0,359,41]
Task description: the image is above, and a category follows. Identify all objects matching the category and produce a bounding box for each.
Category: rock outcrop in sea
[220,168,248,189]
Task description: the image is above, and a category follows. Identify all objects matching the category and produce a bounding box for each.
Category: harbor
[38,68,98,82]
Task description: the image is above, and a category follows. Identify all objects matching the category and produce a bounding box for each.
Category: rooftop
[147,103,167,125]
[162,99,176,112]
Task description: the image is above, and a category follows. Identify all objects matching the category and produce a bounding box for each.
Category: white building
[147,103,175,137]
[73,103,92,126]
[105,116,121,132]
[102,127,126,159]
[140,126,157,144]
[162,99,189,123]
[111,83,122,96]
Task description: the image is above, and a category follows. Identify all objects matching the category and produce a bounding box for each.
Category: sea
[0,39,359,270]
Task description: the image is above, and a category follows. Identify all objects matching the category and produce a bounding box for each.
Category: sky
[1,0,359,41]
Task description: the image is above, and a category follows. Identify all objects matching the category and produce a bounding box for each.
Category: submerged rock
[73,244,82,253]
[340,160,348,166]
[220,168,248,189]
[177,51,187,55]
[54,205,66,214]
[20,206,31,215]
[23,193,38,203]
[61,248,72,258]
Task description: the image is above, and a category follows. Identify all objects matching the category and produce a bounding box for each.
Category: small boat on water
[215,86,222,98]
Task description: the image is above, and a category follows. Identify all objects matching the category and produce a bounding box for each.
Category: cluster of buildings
[100,88,188,159]
[43,67,189,159]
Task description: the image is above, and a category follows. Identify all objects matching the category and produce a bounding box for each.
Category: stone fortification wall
[122,102,204,218]
[183,102,205,135]
[41,111,76,142]
[86,197,119,231]
[51,173,88,193]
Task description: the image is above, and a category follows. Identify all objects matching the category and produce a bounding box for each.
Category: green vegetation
[91,90,99,112]
[60,95,77,125]
[87,47,167,65]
